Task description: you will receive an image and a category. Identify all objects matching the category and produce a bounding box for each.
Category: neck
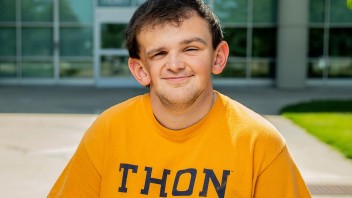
[151,89,216,130]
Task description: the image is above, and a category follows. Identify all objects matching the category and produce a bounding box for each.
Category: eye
[151,51,167,60]
[184,47,199,55]
[185,47,198,52]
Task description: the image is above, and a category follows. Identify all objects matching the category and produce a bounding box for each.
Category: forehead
[136,14,211,47]
[139,10,197,34]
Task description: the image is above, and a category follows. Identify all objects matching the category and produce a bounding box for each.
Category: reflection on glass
[101,24,127,49]
[214,0,247,23]
[22,28,53,56]
[252,28,276,57]
[253,0,277,23]
[135,0,146,6]
[60,61,93,78]
[0,28,16,56]
[329,28,352,57]
[60,0,93,23]
[328,59,352,78]
[22,62,53,78]
[309,0,325,23]
[308,28,324,57]
[218,60,246,78]
[223,27,247,57]
[60,28,92,56]
[308,60,324,78]
[98,0,130,6]
[330,0,352,23]
[21,0,53,22]
[0,0,15,22]
[251,60,274,78]
[0,61,16,77]
[100,56,130,77]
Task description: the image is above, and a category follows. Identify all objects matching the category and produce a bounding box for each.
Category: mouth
[162,75,193,84]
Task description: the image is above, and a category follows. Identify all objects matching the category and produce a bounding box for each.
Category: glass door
[99,23,130,78]
[94,5,140,87]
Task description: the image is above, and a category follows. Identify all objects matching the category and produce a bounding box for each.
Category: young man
[48,0,311,197]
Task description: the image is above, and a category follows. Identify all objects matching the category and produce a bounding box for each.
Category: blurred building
[0,0,351,88]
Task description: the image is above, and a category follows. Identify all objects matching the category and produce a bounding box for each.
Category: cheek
[189,52,214,70]
[191,59,213,73]
[148,67,162,83]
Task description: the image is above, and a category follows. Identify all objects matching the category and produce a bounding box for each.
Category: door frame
[94,7,140,87]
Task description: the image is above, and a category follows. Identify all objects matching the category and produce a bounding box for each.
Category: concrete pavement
[0,85,352,197]
[267,116,352,197]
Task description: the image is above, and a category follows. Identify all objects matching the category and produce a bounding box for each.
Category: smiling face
[129,13,228,112]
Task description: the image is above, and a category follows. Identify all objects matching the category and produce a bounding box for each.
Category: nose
[165,52,185,72]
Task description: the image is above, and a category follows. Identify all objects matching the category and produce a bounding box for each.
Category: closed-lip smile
[162,75,193,83]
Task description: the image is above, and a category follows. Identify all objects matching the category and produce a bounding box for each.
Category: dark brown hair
[125,0,224,59]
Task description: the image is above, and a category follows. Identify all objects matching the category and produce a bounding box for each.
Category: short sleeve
[254,146,311,198]
[47,140,101,198]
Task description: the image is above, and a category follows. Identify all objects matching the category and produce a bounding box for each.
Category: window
[328,58,352,78]
[22,62,53,78]
[308,28,324,58]
[60,28,92,56]
[253,0,277,24]
[60,0,93,23]
[100,56,130,77]
[214,0,248,24]
[251,60,275,78]
[98,0,145,7]
[0,62,16,77]
[218,60,246,78]
[21,0,53,22]
[0,28,16,56]
[309,0,325,23]
[252,28,276,57]
[308,0,352,79]
[0,0,15,22]
[59,0,93,78]
[101,24,127,49]
[219,0,277,79]
[22,28,53,56]
[223,27,247,57]
[60,61,93,78]
[330,0,352,24]
[329,28,352,57]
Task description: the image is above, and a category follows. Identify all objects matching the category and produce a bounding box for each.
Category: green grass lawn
[280,100,352,159]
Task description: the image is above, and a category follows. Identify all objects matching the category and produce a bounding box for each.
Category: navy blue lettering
[172,168,197,196]
[199,169,231,198]
[118,163,138,193]
[140,166,171,197]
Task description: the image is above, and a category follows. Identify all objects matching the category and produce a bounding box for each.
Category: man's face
[137,14,217,111]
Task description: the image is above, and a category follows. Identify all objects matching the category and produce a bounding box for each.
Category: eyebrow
[146,47,166,58]
[180,37,207,46]
[145,37,208,58]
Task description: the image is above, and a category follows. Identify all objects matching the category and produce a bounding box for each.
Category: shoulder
[101,94,147,119]
[82,94,147,143]
[217,92,286,160]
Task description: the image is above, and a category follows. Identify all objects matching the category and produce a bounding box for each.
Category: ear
[212,41,229,75]
[128,58,151,86]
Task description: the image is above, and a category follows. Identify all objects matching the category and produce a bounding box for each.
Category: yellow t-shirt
[48,92,311,198]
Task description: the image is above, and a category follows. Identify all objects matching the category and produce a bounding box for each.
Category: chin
[156,88,202,109]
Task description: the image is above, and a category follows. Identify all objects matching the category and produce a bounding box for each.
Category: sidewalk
[1,85,352,197]
[267,116,352,197]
